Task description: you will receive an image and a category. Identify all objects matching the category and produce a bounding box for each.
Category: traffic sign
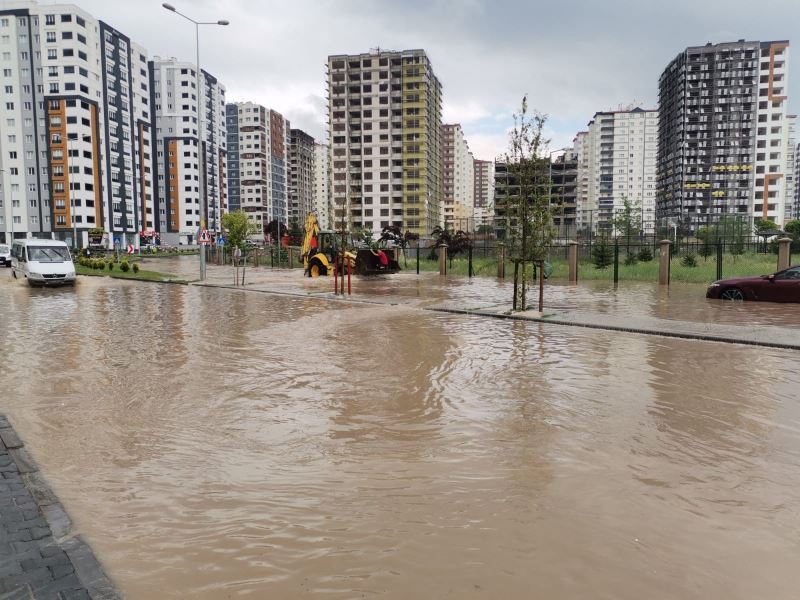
[216,236,225,246]
[198,229,211,245]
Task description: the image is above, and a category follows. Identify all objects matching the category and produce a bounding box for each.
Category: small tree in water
[501,96,559,311]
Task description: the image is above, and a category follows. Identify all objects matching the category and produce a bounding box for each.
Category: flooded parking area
[1,271,800,598]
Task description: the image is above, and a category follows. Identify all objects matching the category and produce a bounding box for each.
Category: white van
[11,238,76,286]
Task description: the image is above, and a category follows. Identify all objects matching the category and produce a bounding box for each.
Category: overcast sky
[74,0,797,160]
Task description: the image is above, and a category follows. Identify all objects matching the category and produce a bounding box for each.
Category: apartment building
[794,142,800,221]
[658,40,792,230]
[150,57,226,245]
[473,159,494,226]
[576,107,658,234]
[225,103,290,233]
[313,142,331,229]
[784,115,796,222]
[573,131,592,232]
[441,123,474,229]
[0,1,154,247]
[289,128,315,226]
[550,150,579,235]
[327,48,443,236]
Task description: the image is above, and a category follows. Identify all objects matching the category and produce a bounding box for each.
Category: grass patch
[405,252,782,284]
[76,263,185,283]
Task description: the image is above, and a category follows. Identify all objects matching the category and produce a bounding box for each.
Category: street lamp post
[162,3,228,281]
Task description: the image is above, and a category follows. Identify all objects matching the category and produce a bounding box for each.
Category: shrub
[120,259,130,272]
[132,263,140,273]
[637,246,653,262]
[624,252,638,266]
[681,252,698,268]
[107,261,114,271]
[592,237,613,270]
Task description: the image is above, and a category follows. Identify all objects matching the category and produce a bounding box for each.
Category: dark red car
[706,265,800,302]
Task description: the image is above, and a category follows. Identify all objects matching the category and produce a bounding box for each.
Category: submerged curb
[192,281,800,352]
[0,414,120,599]
[427,306,800,352]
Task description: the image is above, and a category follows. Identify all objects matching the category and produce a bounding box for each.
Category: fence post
[568,241,578,283]
[613,239,619,285]
[438,243,448,275]
[497,243,506,279]
[777,237,792,271]
[716,240,722,280]
[288,247,293,269]
[416,244,420,275]
[468,245,473,278]
[659,239,672,286]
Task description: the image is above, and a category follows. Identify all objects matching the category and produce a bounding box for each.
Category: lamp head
[218,20,229,25]
[162,3,176,11]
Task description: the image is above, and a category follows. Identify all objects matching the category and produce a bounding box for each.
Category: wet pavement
[2,265,800,598]
[141,255,800,329]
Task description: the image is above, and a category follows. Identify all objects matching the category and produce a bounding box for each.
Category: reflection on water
[1,273,800,599]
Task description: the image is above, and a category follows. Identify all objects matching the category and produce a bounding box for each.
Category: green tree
[428,225,452,260]
[785,219,800,252]
[755,218,778,233]
[696,225,717,259]
[222,211,259,253]
[611,196,640,254]
[265,220,288,242]
[592,235,613,270]
[717,215,746,258]
[785,219,800,238]
[502,96,560,311]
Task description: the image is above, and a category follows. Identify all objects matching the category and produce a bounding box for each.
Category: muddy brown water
[1,270,800,598]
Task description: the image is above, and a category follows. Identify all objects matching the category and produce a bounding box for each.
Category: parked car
[0,244,10,267]
[706,265,800,302]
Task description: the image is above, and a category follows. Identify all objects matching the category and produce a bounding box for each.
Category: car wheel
[720,287,745,301]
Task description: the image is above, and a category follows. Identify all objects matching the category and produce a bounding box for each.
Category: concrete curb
[0,414,121,599]
[428,306,800,351]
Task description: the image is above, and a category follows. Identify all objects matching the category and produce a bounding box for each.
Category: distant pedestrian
[234,246,242,266]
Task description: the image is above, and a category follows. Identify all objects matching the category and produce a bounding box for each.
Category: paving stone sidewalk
[0,415,118,599]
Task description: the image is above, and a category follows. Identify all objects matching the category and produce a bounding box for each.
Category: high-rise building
[224,103,290,233]
[327,48,443,236]
[657,40,791,230]
[794,142,800,221]
[150,57,226,245]
[313,142,331,229]
[577,107,658,234]
[441,123,474,229]
[225,102,264,232]
[785,116,797,223]
[573,131,592,232]
[0,1,154,247]
[289,128,315,227]
[473,159,494,227]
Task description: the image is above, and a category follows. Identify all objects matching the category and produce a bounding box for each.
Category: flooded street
[2,271,800,598]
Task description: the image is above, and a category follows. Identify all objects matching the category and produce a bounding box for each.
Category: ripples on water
[1,276,800,598]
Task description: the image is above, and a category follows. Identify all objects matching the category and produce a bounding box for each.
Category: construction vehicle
[301,214,401,278]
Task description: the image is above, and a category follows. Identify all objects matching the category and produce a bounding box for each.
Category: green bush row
[77,256,139,273]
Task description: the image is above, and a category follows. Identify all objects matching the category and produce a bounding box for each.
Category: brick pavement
[0,414,118,599]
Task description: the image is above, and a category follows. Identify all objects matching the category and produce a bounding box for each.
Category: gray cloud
[80,0,797,156]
